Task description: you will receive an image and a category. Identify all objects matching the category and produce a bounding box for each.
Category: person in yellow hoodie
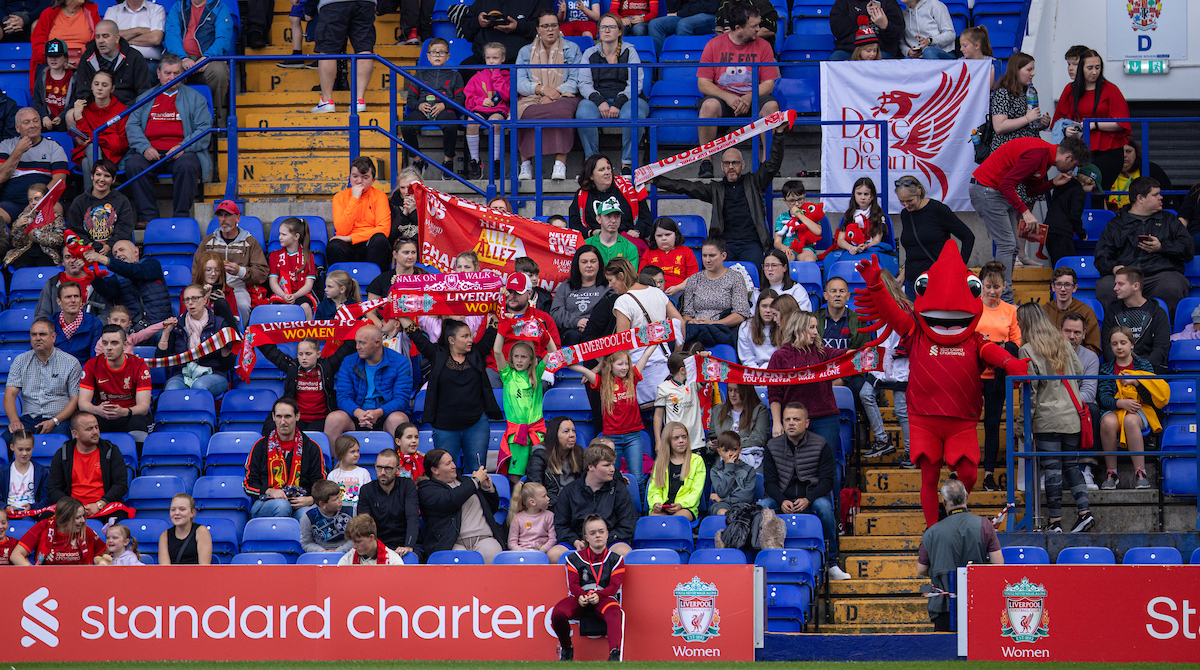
[328,156,392,275]
[648,422,707,520]
[1097,326,1170,490]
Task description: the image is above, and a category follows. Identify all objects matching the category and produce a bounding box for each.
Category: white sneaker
[827,564,851,581]
[518,160,533,180]
[1040,474,1045,490]
[356,99,366,113]
[312,100,335,114]
[1082,465,1098,491]
[551,160,567,180]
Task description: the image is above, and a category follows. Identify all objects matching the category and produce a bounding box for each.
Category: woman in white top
[737,289,778,369]
[606,257,682,404]
[753,249,812,310]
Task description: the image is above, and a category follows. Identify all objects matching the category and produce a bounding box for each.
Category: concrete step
[821,623,935,634]
[830,597,929,625]
[860,491,1017,508]
[861,468,1009,493]
[829,578,926,596]
[266,18,409,46]
[856,508,1008,536]
[248,40,413,59]
[240,109,402,128]
[220,133,395,151]
[841,555,921,580]
[246,66,396,93]
[236,90,404,107]
[223,153,394,182]
[839,536,921,553]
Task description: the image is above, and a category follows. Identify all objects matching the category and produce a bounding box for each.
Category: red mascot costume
[854,242,1028,527]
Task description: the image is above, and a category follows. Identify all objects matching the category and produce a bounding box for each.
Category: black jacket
[417,476,505,557]
[1095,207,1195,279]
[242,432,327,498]
[1044,180,1087,239]
[95,255,173,325]
[259,339,356,412]
[405,68,465,113]
[70,38,155,107]
[409,327,503,426]
[0,0,49,29]
[157,307,235,374]
[580,291,619,341]
[553,476,637,546]
[524,446,584,509]
[357,477,421,550]
[0,460,51,509]
[461,0,549,60]
[1101,298,1172,373]
[830,0,905,55]
[763,431,835,504]
[48,438,128,504]
[0,90,16,142]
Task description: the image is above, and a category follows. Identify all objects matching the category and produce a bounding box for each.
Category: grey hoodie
[550,283,612,333]
[709,458,757,506]
[901,0,956,53]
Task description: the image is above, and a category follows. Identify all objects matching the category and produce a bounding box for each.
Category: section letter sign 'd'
[1,565,755,662]
[966,565,1200,662]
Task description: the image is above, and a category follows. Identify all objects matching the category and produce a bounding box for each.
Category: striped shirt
[0,136,70,204]
[6,348,82,418]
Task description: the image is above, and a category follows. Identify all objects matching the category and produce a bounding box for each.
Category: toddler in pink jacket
[507,481,557,554]
[463,42,511,180]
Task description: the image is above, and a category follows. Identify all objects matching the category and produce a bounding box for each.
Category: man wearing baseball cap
[584,197,640,266]
[487,272,561,384]
[195,199,269,320]
[1044,162,1102,268]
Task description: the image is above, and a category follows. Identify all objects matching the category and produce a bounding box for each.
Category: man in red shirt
[79,324,152,439]
[489,273,561,382]
[694,4,779,178]
[970,136,1090,301]
[47,412,129,515]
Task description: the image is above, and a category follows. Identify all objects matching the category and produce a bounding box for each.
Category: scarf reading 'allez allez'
[684,347,884,385]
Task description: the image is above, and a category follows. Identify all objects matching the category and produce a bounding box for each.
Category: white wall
[1023,0,1200,103]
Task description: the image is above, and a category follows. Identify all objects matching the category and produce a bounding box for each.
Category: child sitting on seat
[708,431,756,515]
[507,481,557,553]
[338,514,406,565]
[300,480,353,553]
[550,514,625,661]
[328,436,372,516]
[268,217,318,319]
[393,423,425,480]
[463,42,511,180]
[96,523,145,565]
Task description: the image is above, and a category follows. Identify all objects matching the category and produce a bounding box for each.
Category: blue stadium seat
[1077,295,1103,323]
[563,36,593,53]
[1184,258,1200,296]
[305,431,334,470]
[0,309,36,345]
[633,516,693,553]
[724,261,759,289]
[232,552,288,565]
[709,343,737,364]
[188,84,214,118]
[1164,380,1195,414]
[418,37,471,67]
[493,550,551,565]
[297,552,341,565]
[128,518,171,557]
[0,350,16,383]
[431,0,469,22]
[1079,210,1113,250]
[249,304,307,325]
[624,35,656,65]
[790,14,832,35]
[780,33,834,63]
[1055,256,1099,289]
[790,260,823,292]
[987,29,1018,58]
[197,509,248,538]
[690,548,746,564]
[344,431,391,467]
[31,434,67,467]
[156,389,217,419]
[328,262,382,290]
[141,432,203,471]
[490,474,511,514]
[659,35,709,63]
[193,475,252,514]
[772,77,820,115]
[756,548,815,591]
[200,517,240,562]
[218,388,277,431]
[207,216,266,250]
[695,514,726,549]
[623,548,681,565]
[1002,545,1050,564]
[671,214,706,247]
[241,518,302,561]
[1123,546,1183,565]
[143,217,201,264]
[127,475,189,509]
[269,215,328,258]
[766,583,809,629]
[648,80,701,109]
[204,431,260,476]
[428,549,484,564]
[161,264,192,301]
[543,386,592,421]
[1161,456,1196,496]
[1175,297,1200,327]
[1168,341,1200,373]
[1192,547,1200,565]
[8,519,33,540]
[1056,546,1116,564]
[622,472,643,513]
[100,432,138,482]
[649,108,699,146]
[780,513,826,572]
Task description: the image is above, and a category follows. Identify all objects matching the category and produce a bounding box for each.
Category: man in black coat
[417,448,506,563]
[460,0,548,63]
[71,21,154,107]
[830,0,905,59]
[243,398,328,519]
[47,412,128,513]
[357,448,421,559]
[548,442,637,564]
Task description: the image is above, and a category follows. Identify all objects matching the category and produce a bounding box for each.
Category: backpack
[973,116,995,164]
[838,488,860,536]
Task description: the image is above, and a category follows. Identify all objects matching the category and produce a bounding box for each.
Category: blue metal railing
[1081,116,1200,197]
[1006,373,1200,531]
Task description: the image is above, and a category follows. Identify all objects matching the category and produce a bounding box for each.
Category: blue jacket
[336,347,413,417]
[99,256,173,324]
[127,84,213,180]
[53,312,104,365]
[0,461,50,509]
[164,0,235,59]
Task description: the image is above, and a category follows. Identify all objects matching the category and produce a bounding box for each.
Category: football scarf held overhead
[543,319,684,372]
[633,109,797,186]
[685,346,883,385]
[236,320,366,382]
[337,271,506,322]
[144,327,241,368]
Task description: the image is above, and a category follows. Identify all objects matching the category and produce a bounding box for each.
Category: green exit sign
[1125,59,1170,74]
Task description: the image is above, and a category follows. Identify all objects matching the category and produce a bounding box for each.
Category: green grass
[11,663,1200,669]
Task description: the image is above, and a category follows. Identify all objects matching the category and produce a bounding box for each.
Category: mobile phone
[1138,235,1152,242]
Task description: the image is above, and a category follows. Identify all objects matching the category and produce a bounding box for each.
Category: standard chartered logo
[22,587,59,648]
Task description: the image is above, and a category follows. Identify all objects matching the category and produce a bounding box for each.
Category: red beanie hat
[855,15,878,46]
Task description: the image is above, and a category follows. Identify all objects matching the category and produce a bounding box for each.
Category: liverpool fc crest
[1000,578,1049,642]
[671,577,721,642]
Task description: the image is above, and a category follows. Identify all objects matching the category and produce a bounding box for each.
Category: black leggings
[982,375,1006,473]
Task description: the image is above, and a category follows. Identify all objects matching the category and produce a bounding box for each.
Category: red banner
[414,183,583,290]
[687,347,883,386]
[0,565,755,662]
[965,565,1200,662]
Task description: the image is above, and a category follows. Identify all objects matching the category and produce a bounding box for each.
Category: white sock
[492,137,502,161]
[467,134,480,161]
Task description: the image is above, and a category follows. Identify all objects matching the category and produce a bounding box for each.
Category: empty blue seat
[329,262,382,290]
[780,33,834,62]
[196,509,248,538]
[1169,340,1200,372]
[427,550,484,565]
[1123,546,1183,565]
[623,35,656,64]
[1164,380,1195,414]
[756,548,816,591]
[141,432,203,471]
[632,516,693,553]
[249,304,307,325]
[766,583,810,623]
[304,431,334,470]
[493,550,550,565]
[780,513,826,566]
[695,514,726,549]
[218,388,277,430]
[143,218,201,264]
[0,308,36,345]
[156,389,217,420]
[232,552,288,565]
[623,548,681,565]
[772,77,820,115]
[127,518,171,556]
[297,552,341,565]
[648,79,700,108]
[1056,546,1116,564]
[1162,455,1196,497]
[101,432,138,481]
[648,108,699,145]
[32,434,68,467]
[8,519,33,540]
[659,35,709,62]
[543,386,592,421]
[127,475,189,509]
[1056,256,1099,289]
[724,261,759,289]
[241,518,302,560]
[193,475,252,513]
[200,517,240,561]
[622,472,643,513]
[1002,545,1050,564]
[204,431,260,474]
[790,14,831,35]
[344,431,391,466]
[1192,547,1200,565]
[690,548,746,564]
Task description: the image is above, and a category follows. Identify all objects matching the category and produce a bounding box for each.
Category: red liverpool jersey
[902,328,988,421]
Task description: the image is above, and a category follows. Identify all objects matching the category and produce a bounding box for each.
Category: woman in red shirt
[1052,49,1130,189]
[66,70,129,177]
[639,217,698,296]
[10,497,107,565]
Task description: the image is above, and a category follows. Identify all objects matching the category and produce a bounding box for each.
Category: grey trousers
[969,182,1017,303]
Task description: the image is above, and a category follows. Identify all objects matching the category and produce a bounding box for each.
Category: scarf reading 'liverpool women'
[266,429,305,491]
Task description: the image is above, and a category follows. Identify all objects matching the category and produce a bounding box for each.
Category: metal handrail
[1081,116,1200,196]
[1005,372,1200,532]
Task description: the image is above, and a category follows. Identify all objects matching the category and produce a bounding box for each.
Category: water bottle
[970,127,981,145]
[1026,86,1041,129]
[425,94,437,119]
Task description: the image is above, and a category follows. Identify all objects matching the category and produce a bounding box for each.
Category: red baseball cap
[506,273,532,294]
[215,200,240,215]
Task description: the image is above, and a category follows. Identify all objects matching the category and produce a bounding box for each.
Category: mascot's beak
[919,309,976,337]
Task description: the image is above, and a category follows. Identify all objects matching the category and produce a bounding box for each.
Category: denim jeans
[164,372,230,396]
[251,497,305,520]
[806,495,838,561]
[628,22,649,36]
[920,46,956,59]
[576,97,650,166]
[860,381,909,448]
[969,182,1017,303]
[433,414,490,471]
[606,430,644,485]
[807,415,841,459]
[648,13,716,52]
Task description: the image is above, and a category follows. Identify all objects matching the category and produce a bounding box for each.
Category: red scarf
[578,175,647,221]
[266,430,304,490]
[500,417,545,475]
[237,320,364,382]
[59,308,84,339]
[544,319,683,372]
[397,452,423,480]
[352,539,392,564]
[685,347,883,385]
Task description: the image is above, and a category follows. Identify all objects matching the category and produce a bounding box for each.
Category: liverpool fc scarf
[144,327,241,368]
[236,320,366,382]
[8,501,136,521]
[543,319,683,372]
[339,271,504,321]
[265,430,305,491]
[633,110,797,186]
[685,347,883,385]
[577,175,648,220]
[352,539,393,564]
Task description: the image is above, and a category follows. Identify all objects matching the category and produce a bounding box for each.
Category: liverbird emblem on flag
[873,63,972,197]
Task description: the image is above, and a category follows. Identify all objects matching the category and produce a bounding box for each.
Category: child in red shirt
[268,217,318,318]
[0,510,19,564]
[639,217,697,297]
[572,346,653,483]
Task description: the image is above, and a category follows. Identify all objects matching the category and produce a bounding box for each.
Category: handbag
[1062,379,1094,450]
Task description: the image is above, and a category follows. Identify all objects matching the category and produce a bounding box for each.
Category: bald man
[72,19,154,107]
[329,325,413,442]
[86,240,173,325]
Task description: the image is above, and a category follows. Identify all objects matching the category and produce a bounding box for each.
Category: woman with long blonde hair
[768,293,802,348]
[647,422,706,520]
[767,310,847,448]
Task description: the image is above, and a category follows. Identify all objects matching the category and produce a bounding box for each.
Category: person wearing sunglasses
[894,175,974,301]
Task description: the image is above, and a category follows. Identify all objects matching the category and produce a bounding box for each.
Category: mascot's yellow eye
[967,275,982,298]
[915,273,929,296]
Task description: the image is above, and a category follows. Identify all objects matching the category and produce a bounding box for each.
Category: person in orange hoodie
[974,260,1020,493]
[328,155,392,275]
